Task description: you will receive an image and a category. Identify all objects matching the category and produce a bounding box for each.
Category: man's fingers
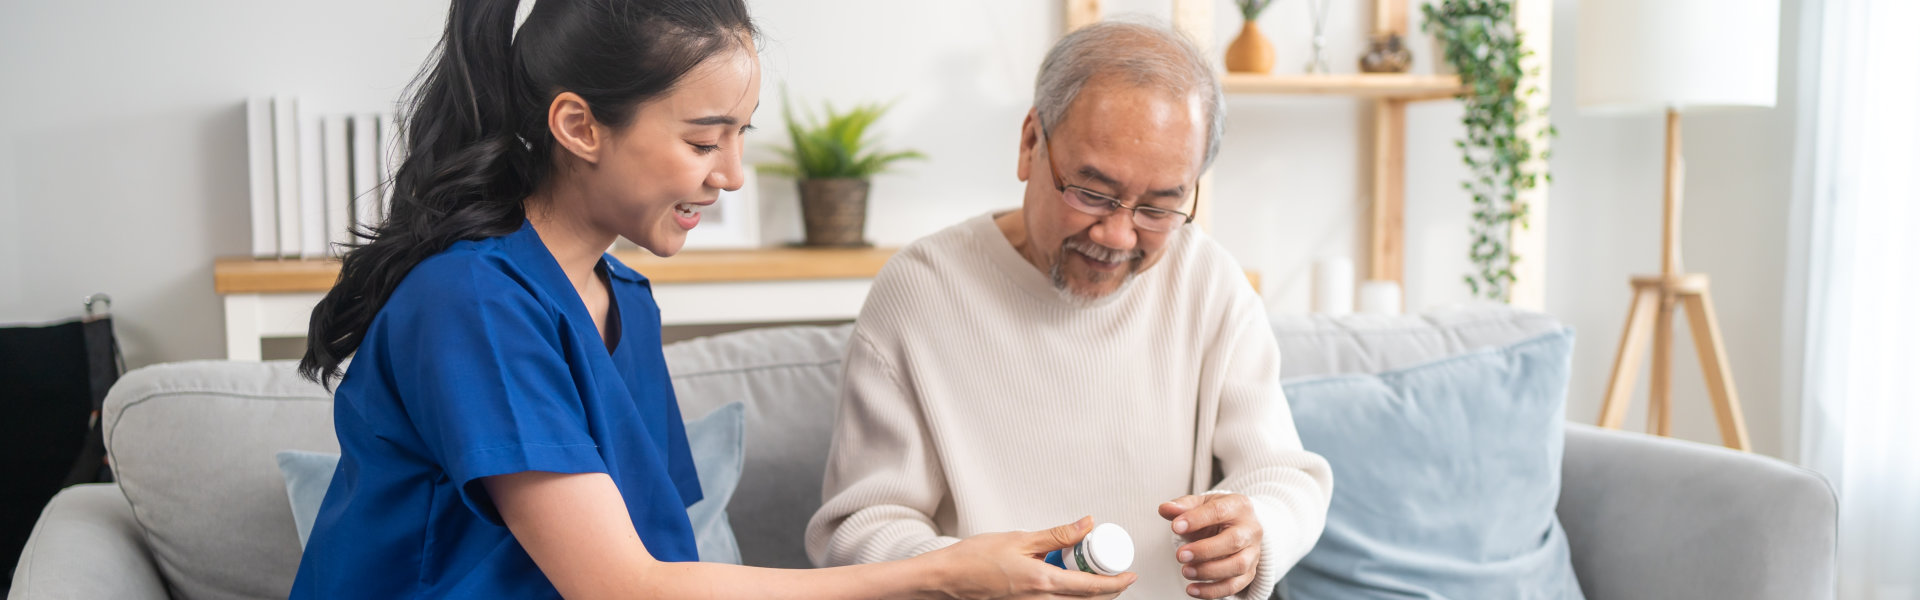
[1185,573,1252,600]
[1181,545,1260,583]
[1176,524,1258,565]
[1028,516,1095,552]
[1158,495,1204,520]
[1047,570,1137,597]
[1169,494,1245,535]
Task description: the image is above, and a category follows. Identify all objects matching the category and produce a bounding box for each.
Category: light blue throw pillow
[274,450,338,548]
[1278,329,1585,600]
[683,402,745,564]
[274,401,747,564]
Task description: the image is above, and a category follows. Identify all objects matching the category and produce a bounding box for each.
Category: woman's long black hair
[300,0,756,384]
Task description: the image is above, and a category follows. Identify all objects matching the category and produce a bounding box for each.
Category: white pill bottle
[1043,522,1134,576]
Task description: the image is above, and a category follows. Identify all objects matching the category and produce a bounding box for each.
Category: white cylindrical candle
[1358,280,1403,315]
[1312,257,1354,315]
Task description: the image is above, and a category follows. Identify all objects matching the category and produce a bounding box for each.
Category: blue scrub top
[291,220,702,598]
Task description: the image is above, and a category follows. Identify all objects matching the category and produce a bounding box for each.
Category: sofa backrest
[663,324,854,569]
[658,303,1565,569]
[1270,303,1567,378]
[102,359,335,600]
[95,304,1565,590]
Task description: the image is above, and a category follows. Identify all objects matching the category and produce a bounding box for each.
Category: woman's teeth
[675,203,698,217]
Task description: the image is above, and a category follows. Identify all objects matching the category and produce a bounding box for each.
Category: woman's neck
[525,188,616,294]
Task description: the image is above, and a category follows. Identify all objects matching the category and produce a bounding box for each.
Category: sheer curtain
[1789,0,1920,597]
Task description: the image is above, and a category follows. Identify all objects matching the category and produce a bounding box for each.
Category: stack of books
[244,97,400,259]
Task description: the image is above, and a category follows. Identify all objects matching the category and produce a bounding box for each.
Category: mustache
[1061,236,1143,264]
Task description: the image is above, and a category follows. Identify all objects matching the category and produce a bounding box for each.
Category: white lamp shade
[1577,0,1781,113]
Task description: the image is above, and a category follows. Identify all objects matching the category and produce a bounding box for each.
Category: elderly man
[805,21,1333,600]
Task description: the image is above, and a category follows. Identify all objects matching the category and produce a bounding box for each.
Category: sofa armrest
[1556,423,1836,600]
[9,484,169,600]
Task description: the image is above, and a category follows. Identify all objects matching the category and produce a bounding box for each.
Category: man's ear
[549,92,604,165]
[1016,108,1040,183]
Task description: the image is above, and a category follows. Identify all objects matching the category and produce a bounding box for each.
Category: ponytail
[300,0,756,384]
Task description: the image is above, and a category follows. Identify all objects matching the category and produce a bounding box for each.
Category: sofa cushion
[682,401,746,564]
[272,402,749,564]
[664,324,854,568]
[1271,303,1566,379]
[103,360,335,600]
[273,450,335,548]
[1278,329,1584,599]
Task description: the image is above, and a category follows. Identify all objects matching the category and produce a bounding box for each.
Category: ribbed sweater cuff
[1234,497,1289,600]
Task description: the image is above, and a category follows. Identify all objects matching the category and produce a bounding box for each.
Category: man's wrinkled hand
[1158,494,1262,599]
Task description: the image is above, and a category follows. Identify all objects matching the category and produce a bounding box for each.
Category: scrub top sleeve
[387,264,609,525]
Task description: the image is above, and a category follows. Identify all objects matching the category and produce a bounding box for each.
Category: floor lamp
[1576,0,1780,450]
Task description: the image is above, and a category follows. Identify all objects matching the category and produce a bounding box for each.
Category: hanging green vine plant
[1422,0,1554,301]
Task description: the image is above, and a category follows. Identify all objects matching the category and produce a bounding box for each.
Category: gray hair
[1034,21,1225,172]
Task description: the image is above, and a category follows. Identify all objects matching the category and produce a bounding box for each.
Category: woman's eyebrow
[686,102,760,127]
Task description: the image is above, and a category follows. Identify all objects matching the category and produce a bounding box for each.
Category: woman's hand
[918,517,1137,600]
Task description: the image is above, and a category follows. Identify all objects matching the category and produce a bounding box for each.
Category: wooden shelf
[1221,73,1465,101]
[214,246,898,294]
[611,247,896,284]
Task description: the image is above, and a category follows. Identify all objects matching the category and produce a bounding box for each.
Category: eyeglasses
[1039,118,1198,233]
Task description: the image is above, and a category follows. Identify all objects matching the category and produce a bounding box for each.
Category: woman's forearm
[488,471,1128,600]
[622,559,951,600]
[486,471,958,600]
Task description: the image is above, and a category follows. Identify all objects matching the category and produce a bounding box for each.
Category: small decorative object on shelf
[1304,0,1332,74]
[761,89,925,247]
[1359,33,1413,73]
[1225,0,1278,74]
[1311,256,1355,315]
[1422,0,1553,301]
[1358,280,1403,315]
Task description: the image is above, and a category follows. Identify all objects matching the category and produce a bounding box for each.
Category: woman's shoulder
[386,237,550,314]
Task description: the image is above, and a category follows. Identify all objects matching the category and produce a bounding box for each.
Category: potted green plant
[761,92,924,247]
[1422,0,1554,301]
[1225,0,1278,74]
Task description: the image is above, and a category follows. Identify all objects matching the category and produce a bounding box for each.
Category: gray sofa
[9,307,1836,599]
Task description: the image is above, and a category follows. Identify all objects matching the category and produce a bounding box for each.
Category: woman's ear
[548,92,603,165]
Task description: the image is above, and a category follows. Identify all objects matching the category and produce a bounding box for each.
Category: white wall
[0,1,447,367]
[0,0,1802,458]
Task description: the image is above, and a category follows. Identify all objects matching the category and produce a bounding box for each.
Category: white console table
[214,247,895,361]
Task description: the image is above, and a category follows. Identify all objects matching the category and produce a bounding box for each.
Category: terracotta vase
[797,178,872,247]
[1224,21,1275,74]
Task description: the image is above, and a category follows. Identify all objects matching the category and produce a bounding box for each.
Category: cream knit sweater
[805,213,1332,599]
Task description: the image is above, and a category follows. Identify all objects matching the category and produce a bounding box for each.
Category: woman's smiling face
[577,40,761,257]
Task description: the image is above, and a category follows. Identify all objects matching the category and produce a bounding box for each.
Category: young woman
[289,0,1135,598]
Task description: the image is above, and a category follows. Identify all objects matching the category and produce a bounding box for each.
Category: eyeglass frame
[1037,117,1199,233]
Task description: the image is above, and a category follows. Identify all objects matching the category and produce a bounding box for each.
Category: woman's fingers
[1023,516,1094,553]
[1046,569,1137,597]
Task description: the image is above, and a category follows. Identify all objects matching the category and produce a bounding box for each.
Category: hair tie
[510,0,534,43]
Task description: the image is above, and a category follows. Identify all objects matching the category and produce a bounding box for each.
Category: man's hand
[1159,494,1262,599]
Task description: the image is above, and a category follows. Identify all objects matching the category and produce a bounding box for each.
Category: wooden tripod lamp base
[1598,274,1751,450]
[1595,109,1752,451]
